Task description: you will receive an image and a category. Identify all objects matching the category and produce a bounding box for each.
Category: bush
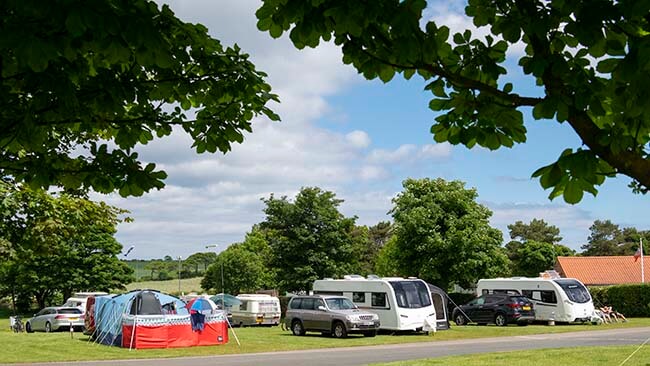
[589,284,650,317]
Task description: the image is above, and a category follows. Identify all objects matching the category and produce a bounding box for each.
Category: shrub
[589,284,650,317]
[447,292,476,310]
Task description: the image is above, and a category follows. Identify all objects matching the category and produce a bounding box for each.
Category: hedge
[589,284,650,317]
[447,292,477,310]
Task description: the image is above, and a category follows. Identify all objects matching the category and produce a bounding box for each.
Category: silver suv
[285,295,380,338]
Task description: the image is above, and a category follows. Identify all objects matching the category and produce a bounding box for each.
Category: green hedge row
[589,284,650,317]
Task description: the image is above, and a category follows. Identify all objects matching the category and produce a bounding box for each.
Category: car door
[33,309,48,330]
[461,296,483,322]
[300,298,316,330]
[312,299,329,331]
[471,295,492,323]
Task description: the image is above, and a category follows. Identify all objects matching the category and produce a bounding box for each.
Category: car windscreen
[58,308,83,314]
[554,279,591,303]
[326,297,356,310]
[390,280,432,309]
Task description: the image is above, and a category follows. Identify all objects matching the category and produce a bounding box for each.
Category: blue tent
[93,290,188,346]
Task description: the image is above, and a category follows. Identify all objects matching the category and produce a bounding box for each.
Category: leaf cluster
[1,0,280,196]
[257,0,650,203]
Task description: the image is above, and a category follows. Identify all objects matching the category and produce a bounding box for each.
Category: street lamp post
[177,256,182,295]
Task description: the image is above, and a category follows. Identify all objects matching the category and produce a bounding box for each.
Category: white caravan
[476,277,594,323]
[231,294,281,326]
[312,275,436,331]
[63,292,109,311]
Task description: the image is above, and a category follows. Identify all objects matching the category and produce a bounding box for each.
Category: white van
[231,294,281,326]
[63,292,108,311]
[313,275,437,331]
[476,277,594,323]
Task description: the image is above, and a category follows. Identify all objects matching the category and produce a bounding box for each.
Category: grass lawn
[124,277,204,294]
[370,345,650,366]
[1,318,649,364]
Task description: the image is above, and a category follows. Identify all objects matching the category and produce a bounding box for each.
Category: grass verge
[369,345,650,366]
[1,319,649,364]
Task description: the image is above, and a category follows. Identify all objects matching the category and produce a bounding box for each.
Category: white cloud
[368,145,417,164]
[419,143,452,159]
[346,130,371,149]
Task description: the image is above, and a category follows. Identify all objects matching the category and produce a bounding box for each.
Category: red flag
[634,247,642,262]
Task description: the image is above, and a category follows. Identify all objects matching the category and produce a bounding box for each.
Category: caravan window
[239,300,249,311]
[524,290,557,304]
[555,279,591,303]
[371,292,388,308]
[352,292,366,303]
[390,281,432,309]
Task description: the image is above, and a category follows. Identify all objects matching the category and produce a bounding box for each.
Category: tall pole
[178,256,182,294]
[641,238,645,284]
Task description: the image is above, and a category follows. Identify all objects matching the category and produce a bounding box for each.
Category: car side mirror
[317,306,326,311]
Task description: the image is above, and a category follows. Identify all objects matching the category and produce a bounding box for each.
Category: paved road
[14,327,650,366]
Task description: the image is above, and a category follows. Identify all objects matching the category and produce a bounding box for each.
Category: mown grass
[1,318,649,364]
[370,345,650,366]
[124,277,204,295]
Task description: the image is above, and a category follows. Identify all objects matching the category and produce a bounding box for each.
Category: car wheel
[454,314,467,326]
[291,320,305,336]
[25,322,33,333]
[332,321,347,338]
[363,330,377,337]
[495,314,507,327]
[45,322,52,333]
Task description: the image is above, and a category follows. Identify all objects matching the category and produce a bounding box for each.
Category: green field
[370,345,650,366]
[124,277,205,295]
[1,317,649,364]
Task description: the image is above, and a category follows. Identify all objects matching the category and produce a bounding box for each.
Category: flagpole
[642,238,645,284]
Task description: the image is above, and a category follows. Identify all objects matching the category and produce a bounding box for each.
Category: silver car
[285,295,380,338]
[26,307,84,333]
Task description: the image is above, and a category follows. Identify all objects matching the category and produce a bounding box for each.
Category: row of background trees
[2,177,647,311]
[200,178,649,295]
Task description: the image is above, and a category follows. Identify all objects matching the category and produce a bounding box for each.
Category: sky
[95,0,648,259]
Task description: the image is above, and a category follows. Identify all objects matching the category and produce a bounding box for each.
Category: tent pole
[129,296,138,351]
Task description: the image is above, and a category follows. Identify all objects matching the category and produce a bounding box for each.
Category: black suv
[452,294,535,326]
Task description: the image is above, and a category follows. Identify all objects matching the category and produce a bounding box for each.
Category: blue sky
[97,0,648,259]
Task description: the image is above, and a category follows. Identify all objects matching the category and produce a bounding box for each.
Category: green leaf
[563,180,584,204]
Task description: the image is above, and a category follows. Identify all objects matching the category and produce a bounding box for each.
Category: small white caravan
[231,294,281,326]
[313,275,436,331]
[476,277,594,323]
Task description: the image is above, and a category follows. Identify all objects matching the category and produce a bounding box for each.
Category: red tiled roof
[555,256,650,285]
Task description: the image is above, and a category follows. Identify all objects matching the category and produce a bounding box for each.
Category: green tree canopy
[388,178,510,290]
[508,219,563,244]
[581,220,650,256]
[201,245,267,295]
[257,0,650,203]
[513,240,575,277]
[1,0,279,197]
[259,187,357,293]
[0,183,133,310]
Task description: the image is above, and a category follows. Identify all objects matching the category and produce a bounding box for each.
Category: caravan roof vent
[343,274,365,280]
[367,274,380,280]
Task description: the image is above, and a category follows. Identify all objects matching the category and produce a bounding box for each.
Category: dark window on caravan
[525,290,557,304]
[494,289,520,295]
[371,293,388,308]
[554,279,591,303]
[239,300,249,311]
[540,291,557,304]
[353,292,366,303]
[390,281,432,309]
